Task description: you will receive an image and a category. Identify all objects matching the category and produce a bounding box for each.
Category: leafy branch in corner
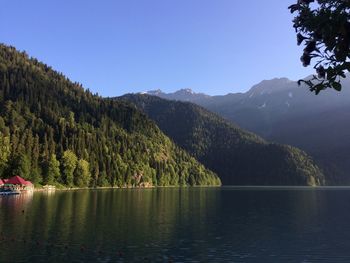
[289,0,350,94]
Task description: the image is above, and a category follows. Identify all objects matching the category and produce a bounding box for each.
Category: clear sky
[0,0,313,96]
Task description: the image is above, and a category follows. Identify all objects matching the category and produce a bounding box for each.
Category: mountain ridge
[120,93,325,186]
[0,43,221,187]
[144,77,350,184]
[143,77,299,99]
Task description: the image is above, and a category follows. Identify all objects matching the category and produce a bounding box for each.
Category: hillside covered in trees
[0,44,221,187]
[121,94,325,186]
[150,79,350,185]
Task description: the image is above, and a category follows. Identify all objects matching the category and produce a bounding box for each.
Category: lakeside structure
[0,176,34,194]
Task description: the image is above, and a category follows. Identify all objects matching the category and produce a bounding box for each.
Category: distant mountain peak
[248,77,295,94]
[143,77,299,103]
[175,88,195,94]
[144,88,211,102]
[145,89,164,95]
[257,77,293,86]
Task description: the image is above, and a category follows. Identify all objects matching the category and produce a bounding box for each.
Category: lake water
[1,187,350,262]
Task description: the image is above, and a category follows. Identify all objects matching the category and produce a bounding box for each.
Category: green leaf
[332,82,342,91]
[312,83,324,95]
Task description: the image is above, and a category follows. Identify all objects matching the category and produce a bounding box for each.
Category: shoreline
[8,185,350,194]
[33,184,222,192]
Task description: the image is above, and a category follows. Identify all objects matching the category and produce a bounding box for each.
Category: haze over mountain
[144,78,350,184]
[120,94,325,186]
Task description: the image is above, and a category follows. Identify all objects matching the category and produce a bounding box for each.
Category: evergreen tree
[62,150,78,187]
[0,44,221,187]
[74,159,91,187]
[13,153,31,180]
[0,132,10,176]
[46,154,60,185]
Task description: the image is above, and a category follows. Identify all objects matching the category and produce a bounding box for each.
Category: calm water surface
[1,187,350,262]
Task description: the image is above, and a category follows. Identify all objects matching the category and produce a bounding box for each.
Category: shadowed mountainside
[146,78,350,185]
[120,94,325,186]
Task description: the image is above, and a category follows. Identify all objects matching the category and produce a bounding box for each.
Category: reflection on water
[0,192,33,221]
[0,191,33,208]
[1,187,350,262]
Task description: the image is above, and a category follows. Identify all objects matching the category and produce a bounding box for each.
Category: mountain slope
[199,79,350,184]
[147,78,350,185]
[0,44,220,187]
[147,89,211,102]
[120,94,325,186]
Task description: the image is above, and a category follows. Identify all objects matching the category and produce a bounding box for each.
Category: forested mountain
[0,44,221,187]
[120,94,325,186]
[146,78,350,185]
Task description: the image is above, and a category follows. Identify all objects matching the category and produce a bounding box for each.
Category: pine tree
[62,150,78,187]
[0,44,222,188]
[74,159,91,187]
[13,153,31,180]
[0,132,10,176]
[46,154,60,185]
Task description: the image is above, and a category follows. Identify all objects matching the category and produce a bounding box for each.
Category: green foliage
[289,0,350,93]
[74,159,91,187]
[0,132,10,176]
[46,154,60,185]
[0,44,220,187]
[62,150,78,187]
[121,94,325,186]
[12,153,31,181]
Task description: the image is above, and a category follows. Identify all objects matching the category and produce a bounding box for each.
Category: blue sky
[0,0,313,96]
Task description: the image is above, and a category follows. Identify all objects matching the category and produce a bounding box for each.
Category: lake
[1,187,350,262]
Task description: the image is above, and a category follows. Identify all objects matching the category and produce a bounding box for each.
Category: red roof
[0,179,4,185]
[5,176,32,186]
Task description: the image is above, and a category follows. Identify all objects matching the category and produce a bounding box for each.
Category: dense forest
[0,44,221,187]
[121,94,325,186]
[153,79,350,185]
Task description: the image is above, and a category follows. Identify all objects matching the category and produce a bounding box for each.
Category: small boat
[0,189,20,196]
